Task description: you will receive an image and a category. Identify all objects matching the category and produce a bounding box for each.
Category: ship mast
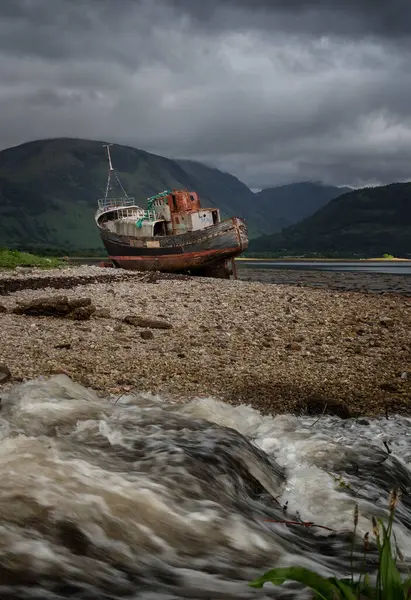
[103,143,129,201]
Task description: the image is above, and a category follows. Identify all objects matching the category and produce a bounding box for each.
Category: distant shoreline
[237,257,411,262]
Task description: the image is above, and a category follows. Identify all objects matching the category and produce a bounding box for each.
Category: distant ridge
[254,182,350,231]
[249,182,411,257]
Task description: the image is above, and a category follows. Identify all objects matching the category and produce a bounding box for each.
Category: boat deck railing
[97,196,137,211]
[96,198,157,221]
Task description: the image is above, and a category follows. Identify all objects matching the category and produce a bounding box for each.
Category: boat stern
[232,216,249,254]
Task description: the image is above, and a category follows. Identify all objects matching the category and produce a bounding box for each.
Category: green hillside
[0,138,259,251]
[254,182,350,231]
[249,182,411,258]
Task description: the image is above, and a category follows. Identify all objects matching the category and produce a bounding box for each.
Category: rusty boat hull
[98,216,248,277]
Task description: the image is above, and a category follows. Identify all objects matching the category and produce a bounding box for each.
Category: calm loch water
[237,261,411,295]
[238,260,411,275]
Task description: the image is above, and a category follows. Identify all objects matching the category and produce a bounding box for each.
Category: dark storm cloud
[168,0,411,38]
[0,0,411,188]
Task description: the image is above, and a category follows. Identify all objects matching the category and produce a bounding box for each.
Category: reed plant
[249,490,410,599]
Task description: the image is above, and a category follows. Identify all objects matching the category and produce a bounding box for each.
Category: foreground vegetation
[0,249,64,269]
[250,491,410,599]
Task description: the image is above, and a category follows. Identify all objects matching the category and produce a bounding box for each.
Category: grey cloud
[0,0,411,189]
[168,0,411,38]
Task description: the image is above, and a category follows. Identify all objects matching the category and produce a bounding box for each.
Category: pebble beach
[0,265,410,417]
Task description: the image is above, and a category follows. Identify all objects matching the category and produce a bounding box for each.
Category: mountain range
[254,182,351,231]
[249,183,411,258]
[0,138,347,252]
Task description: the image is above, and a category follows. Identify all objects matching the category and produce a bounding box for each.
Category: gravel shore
[1,266,410,417]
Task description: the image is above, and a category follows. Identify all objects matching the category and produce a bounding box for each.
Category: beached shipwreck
[95,145,248,278]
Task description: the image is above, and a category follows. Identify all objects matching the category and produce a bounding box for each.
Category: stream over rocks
[0,375,410,599]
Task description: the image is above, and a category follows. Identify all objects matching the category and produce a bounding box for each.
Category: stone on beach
[12,295,96,320]
[0,363,11,384]
[123,315,173,329]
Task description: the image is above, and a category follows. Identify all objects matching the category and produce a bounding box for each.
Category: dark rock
[177,352,186,358]
[0,364,11,384]
[13,295,71,316]
[0,305,7,313]
[123,315,172,329]
[55,343,72,350]
[13,296,95,320]
[380,317,394,328]
[140,330,154,340]
[356,418,370,426]
[286,342,302,352]
[67,298,92,309]
[67,305,96,320]
[297,396,351,419]
[380,382,399,393]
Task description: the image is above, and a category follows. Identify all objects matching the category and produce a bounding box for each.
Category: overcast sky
[1,0,411,189]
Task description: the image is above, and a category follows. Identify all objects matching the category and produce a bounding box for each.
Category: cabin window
[175,216,180,224]
[172,194,177,210]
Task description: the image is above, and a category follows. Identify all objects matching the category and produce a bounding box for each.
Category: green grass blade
[249,566,342,599]
[330,578,362,599]
[378,520,404,599]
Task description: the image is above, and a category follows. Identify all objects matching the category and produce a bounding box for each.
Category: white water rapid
[0,375,410,599]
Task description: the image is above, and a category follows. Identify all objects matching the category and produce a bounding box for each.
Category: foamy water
[0,375,410,599]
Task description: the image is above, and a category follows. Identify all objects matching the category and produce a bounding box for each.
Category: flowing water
[0,375,410,599]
